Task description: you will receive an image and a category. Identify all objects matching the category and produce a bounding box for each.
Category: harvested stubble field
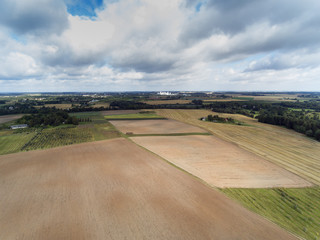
[132,135,311,188]
[110,119,207,135]
[104,113,164,120]
[0,138,298,240]
[156,109,320,185]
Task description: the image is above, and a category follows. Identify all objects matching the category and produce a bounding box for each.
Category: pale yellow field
[92,102,110,108]
[44,104,73,109]
[110,119,207,134]
[132,135,311,188]
[156,109,320,185]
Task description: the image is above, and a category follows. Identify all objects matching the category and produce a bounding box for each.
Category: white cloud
[0,52,39,79]
[0,0,320,91]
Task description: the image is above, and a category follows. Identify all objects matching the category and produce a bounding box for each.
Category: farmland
[0,114,23,124]
[22,127,94,151]
[0,132,36,155]
[143,99,191,105]
[156,109,320,185]
[110,119,207,135]
[0,138,298,240]
[0,121,120,154]
[132,135,311,188]
[70,111,107,123]
[221,187,320,240]
[44,104,73,109]
[104,112,164,120]
[0,98,319,240]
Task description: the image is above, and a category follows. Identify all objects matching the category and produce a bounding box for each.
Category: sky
[0,0,320,92]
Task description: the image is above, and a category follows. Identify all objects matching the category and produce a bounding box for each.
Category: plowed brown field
[132,135,312,188]
[110,119,206,134]
[0,114,22,124]
[0,139,298,240]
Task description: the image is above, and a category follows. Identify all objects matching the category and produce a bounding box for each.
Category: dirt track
[110,119,206,134]
[132,135,312,188]
[0,138,297,239]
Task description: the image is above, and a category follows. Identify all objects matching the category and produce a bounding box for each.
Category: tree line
[17,109,79,127]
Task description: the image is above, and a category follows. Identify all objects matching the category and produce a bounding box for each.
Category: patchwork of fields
[0,114,121,154]
[221,188,320,240]
[0,139,297,240]
[155,109,320,185]
[110,119,207,135]
[132,135,311,188]
[0,110,319,240]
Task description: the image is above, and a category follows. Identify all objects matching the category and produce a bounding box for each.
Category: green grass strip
[220,187,320,240]
[128,132,211,137]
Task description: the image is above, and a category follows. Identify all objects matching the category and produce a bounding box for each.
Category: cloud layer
[0,0,320,91]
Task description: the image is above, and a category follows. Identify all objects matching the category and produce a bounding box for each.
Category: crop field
[44,104,73,109]
[143,100,191,105]
[22,127,94,151]
[0,138,298,240]
[104,113,164,120]
[70,111,107,123]
[101,110,141,115]
[0,132,36,155]
[22,123,120,151]
[0,114,22,124]
[92,102,110,108]
[156,109,320,185]
[227,94,300,102]
[110,119,207,135]
[0,121,121,154]
[132,135,311,188]
[79,123,121,141]
[221,187,320,240]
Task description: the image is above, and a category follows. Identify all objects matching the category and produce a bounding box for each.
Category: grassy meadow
[221,187,320,240]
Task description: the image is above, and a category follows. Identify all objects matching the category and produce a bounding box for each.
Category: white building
[10,124,28,129]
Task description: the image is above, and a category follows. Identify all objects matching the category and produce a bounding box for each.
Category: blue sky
[66,0,104,17]
[0,0,320,92]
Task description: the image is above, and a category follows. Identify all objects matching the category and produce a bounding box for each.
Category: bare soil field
[110,119,207,134]
[156,109,320,185]
[133,135,312,188]
[0,114,22,124]
[0,138,298,240]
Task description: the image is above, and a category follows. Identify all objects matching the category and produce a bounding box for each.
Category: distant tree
[192,99,203,105]
[315,129,320,141]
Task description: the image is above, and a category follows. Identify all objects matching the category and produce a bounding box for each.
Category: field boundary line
[129,137,304,240]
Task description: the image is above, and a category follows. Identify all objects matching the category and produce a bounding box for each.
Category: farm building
[10,124,28,129]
